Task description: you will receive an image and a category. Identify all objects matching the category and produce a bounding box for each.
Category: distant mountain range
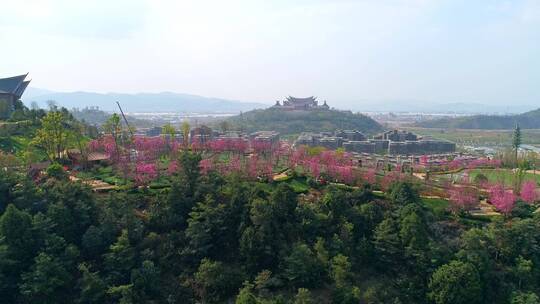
[22,87,268,113]
[416,108,540,129]
[21,87,537,115]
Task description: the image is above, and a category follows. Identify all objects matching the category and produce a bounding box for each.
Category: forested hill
[416,108,540,129]
[3,153,540,303]
[227,108,383,134]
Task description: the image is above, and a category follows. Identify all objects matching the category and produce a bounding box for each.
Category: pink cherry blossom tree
[489,183,516,214]
[449,159,463,170]
[337,165,354,184]
[247,155,259,180]
[88,135,119,160]
[381,170,403,191]
[133,136,167,161]
[308,158,321,180]
[520,180,538,204]
[363,168,377,185]
[420,155,429,166]
[289,146,308,169]
[449,185,479,213]
[167,160,179,176]
[226,155,242,174]
[263,161,274,181]
[251,139,273,155]
[135,163,158,186]
[199,158,214,175]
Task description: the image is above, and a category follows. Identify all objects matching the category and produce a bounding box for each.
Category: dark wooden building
[0,74,31,119]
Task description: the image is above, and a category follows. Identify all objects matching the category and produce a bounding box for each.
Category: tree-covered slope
[2,157,540,303]
[227,108,383,134]
[417,108,540,129]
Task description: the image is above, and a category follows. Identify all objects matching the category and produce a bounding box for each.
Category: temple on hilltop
[0,74,31,119]
[272,96,329,111]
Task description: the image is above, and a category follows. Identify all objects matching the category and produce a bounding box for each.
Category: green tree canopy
[428,260,482,304]
[33,111,71,161]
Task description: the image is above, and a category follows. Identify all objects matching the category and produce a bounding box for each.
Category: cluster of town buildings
[137,125,281,147]
[353,152,480,173]
[140,126,455,156]
[295,129,456,155]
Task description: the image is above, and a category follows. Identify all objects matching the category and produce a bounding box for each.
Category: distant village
[122,124,467,179]
[138,126,456,159]
[0,77,457,160]
[296,129,456,155]
[135,96,455,157]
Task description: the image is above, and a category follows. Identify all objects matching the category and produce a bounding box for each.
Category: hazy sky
[1,0,539,107]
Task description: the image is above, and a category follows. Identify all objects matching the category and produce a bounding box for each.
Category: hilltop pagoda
[0,74,31,119]
[273,96,329,111]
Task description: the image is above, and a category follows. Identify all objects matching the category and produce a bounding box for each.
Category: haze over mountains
[22,87,537,115]
[22,87,267,113]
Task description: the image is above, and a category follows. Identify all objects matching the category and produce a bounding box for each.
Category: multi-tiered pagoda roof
[273,96,329,110]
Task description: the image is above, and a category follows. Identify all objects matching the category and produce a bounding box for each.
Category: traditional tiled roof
[0,74,28,95]
[14,81,31,99]
[285,96,317,103]
[87,152,110,161]
[67,149,110,162]
[0,74,31,103]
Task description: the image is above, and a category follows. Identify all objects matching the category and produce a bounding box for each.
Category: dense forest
[1,102,540,303]
[2,151,540,303]
[227,108,382,135]
[416,108,540,130]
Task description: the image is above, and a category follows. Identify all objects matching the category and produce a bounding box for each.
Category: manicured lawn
[406,127,540,145]
[89,166,130,185]
[468,168,540,187]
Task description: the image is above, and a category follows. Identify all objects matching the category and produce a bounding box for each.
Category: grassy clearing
[406,127,540,146]
[468,168,540,187]
[422,197,449,213]
[82,166,130,186]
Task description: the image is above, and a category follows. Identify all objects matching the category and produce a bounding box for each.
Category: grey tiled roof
[14,81,30,98]
[0,74,30,97]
